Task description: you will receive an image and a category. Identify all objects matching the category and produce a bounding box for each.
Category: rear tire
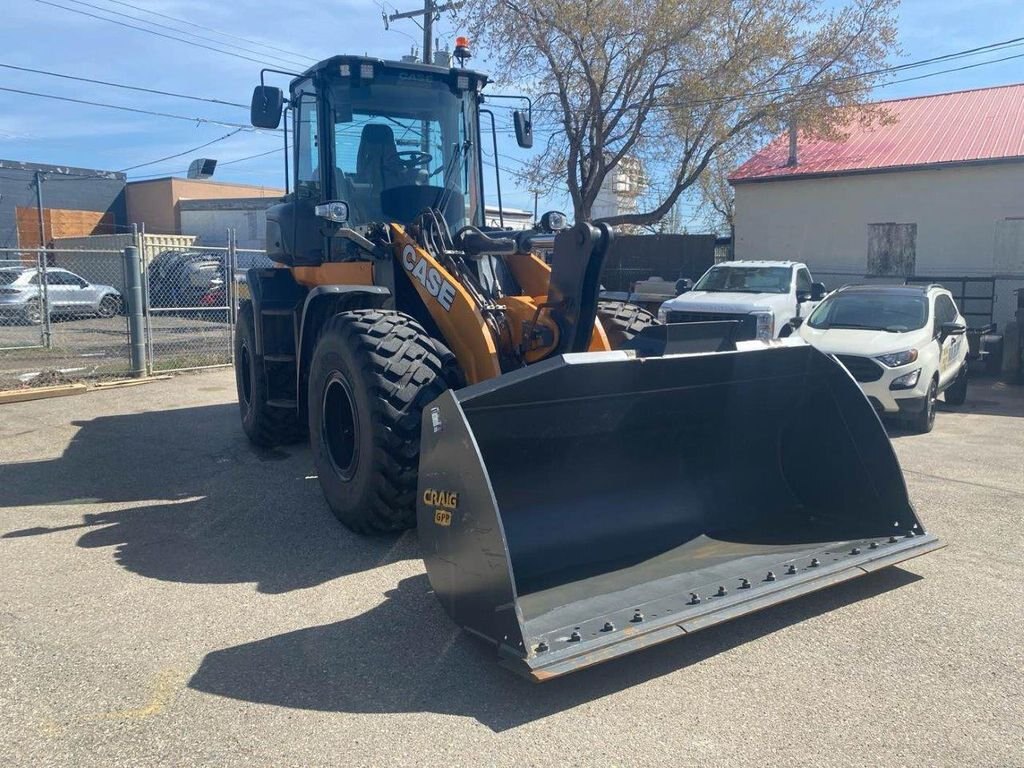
[23,298,43,326]
[944,363,968,406]
[308,309,448,534]
[234,301,306,447]
[597,300,659,348]
[910,377,938,434]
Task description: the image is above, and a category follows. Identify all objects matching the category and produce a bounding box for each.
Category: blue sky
[2,0,1023,227]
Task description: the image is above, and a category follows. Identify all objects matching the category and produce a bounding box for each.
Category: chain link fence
[0,231,272,389]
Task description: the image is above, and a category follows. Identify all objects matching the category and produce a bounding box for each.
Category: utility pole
[386,0,462,64]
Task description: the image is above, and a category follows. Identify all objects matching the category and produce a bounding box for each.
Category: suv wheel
[910,377,938,434]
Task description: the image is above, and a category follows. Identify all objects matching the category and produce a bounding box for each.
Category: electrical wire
[0,85,275,131]
[31,0,299,69]
[97,0,318,64]
[118,129,243,171]
[0,63,248,109]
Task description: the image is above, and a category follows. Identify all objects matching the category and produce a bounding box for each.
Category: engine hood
[799,325,932,356]
[662,291,787,314]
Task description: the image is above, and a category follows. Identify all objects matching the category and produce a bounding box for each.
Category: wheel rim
[27,300,41,323]
[322,372,359,481]
[100,297,116,317]
[239,345,253,408]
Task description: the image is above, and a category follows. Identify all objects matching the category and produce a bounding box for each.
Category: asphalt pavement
[1,370,1022,767]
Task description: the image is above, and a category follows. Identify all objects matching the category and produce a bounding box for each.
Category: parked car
[798,284,969,433]
[657,260,826,341]
[147,250,226,308]
[0,267,122,325]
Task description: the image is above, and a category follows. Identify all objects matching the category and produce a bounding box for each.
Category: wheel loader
[235,51,943,680]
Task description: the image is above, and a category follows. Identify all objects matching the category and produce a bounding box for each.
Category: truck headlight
[876,349,918,367]
[657,306,668,323]
[751,310,774,341]
[889,368,921,390]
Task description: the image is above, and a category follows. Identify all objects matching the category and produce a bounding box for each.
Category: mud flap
[416,344,943,681]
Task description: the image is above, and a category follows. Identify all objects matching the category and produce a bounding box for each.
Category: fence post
[124,245,147,377]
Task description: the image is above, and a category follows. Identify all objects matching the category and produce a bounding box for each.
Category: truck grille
[665,310,756,340]
[835,354,883,383]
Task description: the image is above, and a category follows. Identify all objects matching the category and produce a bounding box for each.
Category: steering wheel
[396,151,432,170]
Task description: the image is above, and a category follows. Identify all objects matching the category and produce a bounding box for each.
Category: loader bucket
[416,343,943,681]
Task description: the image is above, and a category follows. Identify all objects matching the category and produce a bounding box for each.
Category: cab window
[796,268,812,296]
[295,87,321,200]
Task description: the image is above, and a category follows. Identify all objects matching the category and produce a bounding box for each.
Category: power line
[0,62,248,109]
[127,145,288,180]
[55,0,310,69]
[0,85,273,131]
[97,0,318,64]
[118,129,244,172]
[31,0,297,70]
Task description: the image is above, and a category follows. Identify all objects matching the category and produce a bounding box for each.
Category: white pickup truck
[657,260,827,342]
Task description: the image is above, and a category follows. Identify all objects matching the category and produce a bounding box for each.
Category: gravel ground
[1,369,1022,767]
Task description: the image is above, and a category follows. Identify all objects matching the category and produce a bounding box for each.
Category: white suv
[798,284,969,433]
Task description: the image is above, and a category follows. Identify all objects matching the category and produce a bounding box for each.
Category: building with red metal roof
[730,83,1024,183]
[727,83,1024,359]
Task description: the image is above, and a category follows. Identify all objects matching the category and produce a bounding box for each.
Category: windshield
[693,266,792,294]
[324,73,481,231]
[808,292,928,332]
[0,269,22,285]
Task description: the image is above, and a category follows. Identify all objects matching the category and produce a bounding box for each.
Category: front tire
[910,377,938,434]
[597,300,659,348]
[234,301,305,447]
[944,364,968,406]
[308,309,447,534]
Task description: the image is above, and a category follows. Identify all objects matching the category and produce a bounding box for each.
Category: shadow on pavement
[1,403,415,593]
[190,567,921,732]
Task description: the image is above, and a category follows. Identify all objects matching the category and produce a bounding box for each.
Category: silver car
[0,267,122,325]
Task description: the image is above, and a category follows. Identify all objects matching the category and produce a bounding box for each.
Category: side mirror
[796,290,811,303]
[675,278,692,295]
[940,321,966,338]
[513,110,533,149]
[811,282,827,301]
[250,85,284,129]
[789,316,805,329]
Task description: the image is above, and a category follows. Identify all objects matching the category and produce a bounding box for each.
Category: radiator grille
[835,354,884,383]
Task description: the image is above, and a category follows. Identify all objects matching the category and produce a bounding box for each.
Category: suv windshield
[808,291,928,332]
[693,266,792,294]
[324,72,481,231]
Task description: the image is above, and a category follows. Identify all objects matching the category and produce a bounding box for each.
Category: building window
[867,223,917,277]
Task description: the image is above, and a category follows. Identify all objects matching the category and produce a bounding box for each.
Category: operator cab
[251,55,513,267]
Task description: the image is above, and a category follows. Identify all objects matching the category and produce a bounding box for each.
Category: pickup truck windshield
[693,266,791,294]
[808,292,928,332]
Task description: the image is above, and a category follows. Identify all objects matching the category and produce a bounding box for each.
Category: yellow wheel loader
[236,53,942,680]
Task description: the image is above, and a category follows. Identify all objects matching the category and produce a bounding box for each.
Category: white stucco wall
[733,162,1024,328]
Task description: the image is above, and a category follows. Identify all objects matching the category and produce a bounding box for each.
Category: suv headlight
[751,310,774,341]
[657,306,668,323]
[876,349,918,368]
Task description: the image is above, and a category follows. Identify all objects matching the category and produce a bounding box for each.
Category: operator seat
[356,124,404,219]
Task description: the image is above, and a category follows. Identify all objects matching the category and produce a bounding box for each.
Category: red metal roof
[730,83,1024,183]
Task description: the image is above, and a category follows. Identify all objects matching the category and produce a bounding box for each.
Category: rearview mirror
[811,281,827,301]
[940,321,966,338]
[250,85,284,129]
[513,110,533,149]
[675,278,692,295]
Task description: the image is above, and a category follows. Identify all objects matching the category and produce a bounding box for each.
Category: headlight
[876,349,918,367]
[751,310,774,341]
[890,368,921,390]
[657,306,668,323]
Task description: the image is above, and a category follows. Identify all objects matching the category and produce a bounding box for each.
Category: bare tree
[463,0,898,226]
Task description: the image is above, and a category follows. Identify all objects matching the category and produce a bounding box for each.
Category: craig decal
[402,244,457,311]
